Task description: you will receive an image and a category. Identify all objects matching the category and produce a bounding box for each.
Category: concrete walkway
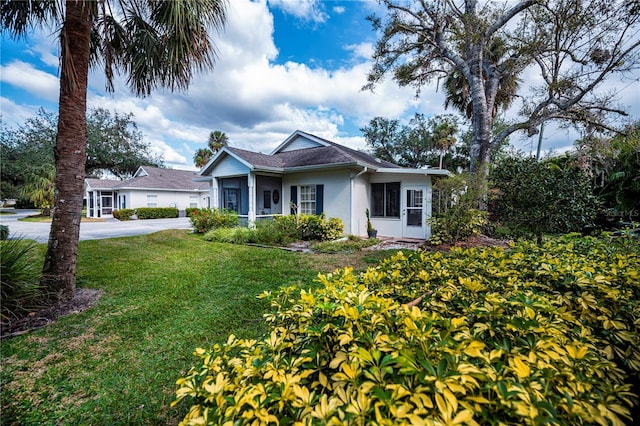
[0,210,192,243]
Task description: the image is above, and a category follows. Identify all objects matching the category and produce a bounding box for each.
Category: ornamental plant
[190,208,239,234]
[174,234,639,425]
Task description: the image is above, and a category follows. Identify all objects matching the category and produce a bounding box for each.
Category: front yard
[0,230,392,425]
[1,230,638,425]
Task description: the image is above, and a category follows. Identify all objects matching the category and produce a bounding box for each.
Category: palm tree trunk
[41,1,92,302]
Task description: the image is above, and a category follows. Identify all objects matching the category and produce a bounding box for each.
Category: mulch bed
[1,288,103,340]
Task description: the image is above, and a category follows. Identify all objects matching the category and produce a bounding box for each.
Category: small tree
[21,166,55,216]
[429,173,487,245]
[490,155,599,242]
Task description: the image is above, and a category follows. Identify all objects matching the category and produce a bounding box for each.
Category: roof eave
[376,168,451,176]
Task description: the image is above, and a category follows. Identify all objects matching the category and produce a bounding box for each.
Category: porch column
[211,178,219,209]
[248,172,256,226]
[85,188,90,217]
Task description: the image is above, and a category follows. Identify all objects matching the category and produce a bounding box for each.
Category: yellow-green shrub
[173,235,639,425]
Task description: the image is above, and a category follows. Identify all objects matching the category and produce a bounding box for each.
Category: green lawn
[0,230,393,425]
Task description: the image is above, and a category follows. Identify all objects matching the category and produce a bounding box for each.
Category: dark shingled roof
[228,134,401,170]
[85,178,122,189]
[120,167,208,190]
[86,167,208,191]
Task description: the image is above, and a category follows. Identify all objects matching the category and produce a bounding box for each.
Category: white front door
[403,186,426,239]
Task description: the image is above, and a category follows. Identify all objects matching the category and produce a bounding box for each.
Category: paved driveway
[0,210,192,243]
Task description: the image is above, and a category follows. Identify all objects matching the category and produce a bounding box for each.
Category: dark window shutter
[315,184,324,215]
[290,186,297,214]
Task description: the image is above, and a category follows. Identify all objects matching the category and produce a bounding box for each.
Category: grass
[0,230,396,425]
[19,215,105,223]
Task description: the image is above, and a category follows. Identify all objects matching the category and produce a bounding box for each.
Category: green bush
[271,213,344,242]
[490,155,598,241]
[430,173,487,245]
[185,207,199,217]
[174,235,639,425]
[1,238,48,323]
[203,227,256,244]
[135,207,179,220]
[0,224,8,240]
[312,235,379,253]
[112,208,135,221]
[189,208,239,234]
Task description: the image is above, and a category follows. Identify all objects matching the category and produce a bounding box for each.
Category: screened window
[371,182,400,218]
[147,194,158,207]
[299,185,316,215]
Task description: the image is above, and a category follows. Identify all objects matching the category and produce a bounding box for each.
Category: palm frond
[0,0,61,37]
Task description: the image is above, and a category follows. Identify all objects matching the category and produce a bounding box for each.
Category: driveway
[0,210,192,243]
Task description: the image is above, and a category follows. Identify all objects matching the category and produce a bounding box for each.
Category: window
[223,188,239,212]
[147,194,158,207]
[299,185,316,215]
[189,195,198,208]
[263,190,271,209]
[371,182,400,218]
[291,185,323,215]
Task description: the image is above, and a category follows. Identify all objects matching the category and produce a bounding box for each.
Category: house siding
[120,190,207,212]
[369,173,433,238]
[211,155,250,177]
[280,136,322,152]
[283,169,352,233]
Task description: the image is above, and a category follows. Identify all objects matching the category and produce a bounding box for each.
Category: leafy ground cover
[174,234,640,425]
[0,230,392,425]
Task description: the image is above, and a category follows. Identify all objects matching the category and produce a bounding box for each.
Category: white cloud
[1,60,59,102]
[268,0,328,23]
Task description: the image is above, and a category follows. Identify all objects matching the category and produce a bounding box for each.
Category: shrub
[135,207,179,220]
[1,238,48,324]
[297,213,344,241]
[189,208,239,234]
[185,207,199,217]
[430,173,487,244]
[203,227,256,244]
[174,235,639,425]
[13,197,35,209]
[0,225,8,240]
[112,208,135,221]
[490,155,598,242]
[311,235,379,253]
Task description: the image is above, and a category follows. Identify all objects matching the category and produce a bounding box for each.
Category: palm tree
[1,0,228,302]
[443,38,522,121]
[207,130,228,153]
[194,148,213,168]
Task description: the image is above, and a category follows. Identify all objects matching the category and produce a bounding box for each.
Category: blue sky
[2,0,639,170]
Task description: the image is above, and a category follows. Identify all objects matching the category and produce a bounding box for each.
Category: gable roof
[200,130,401,175]
[85,167,208,192]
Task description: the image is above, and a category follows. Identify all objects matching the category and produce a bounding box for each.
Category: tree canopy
[361,114,463,170]
[366,0,640,175]
[0,108,163,200]
[1,0,228,302]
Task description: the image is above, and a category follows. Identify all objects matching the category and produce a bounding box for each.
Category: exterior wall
[351,172,370,237]
[283,169,352,234]
[255,175,283,216]
[211,155,250,177]
[119,190,208,212]
[368,173,433,239]
[280,136,321,152]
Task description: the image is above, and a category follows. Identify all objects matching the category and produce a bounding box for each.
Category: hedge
[135,207,179,220]
[174,234,639,425]
[112,209,135,221]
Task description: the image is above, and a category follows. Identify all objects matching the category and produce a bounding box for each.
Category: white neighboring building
[84,166,210,218]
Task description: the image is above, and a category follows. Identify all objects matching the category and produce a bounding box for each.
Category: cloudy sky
[2,0,639,170]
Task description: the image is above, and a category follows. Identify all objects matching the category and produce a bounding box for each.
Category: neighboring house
[84,166,209,218]
[197,130,449,239]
